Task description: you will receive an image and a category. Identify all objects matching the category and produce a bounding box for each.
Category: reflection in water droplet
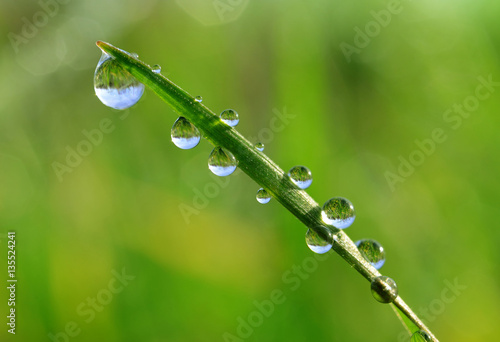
[152,64,161,73]
[130,52,139,58]
[255,142,264,152]
[411,330,432,342]
[305,226,333,254]
[195,96,203,102]
[355,239,385,269]
[370,276,398,303]
[220,109,239,127]
[171,117,201,150]
[208,147,237,176]
[288,165,313,189]
[94,52,145,110]
[321,197,355,229]
[256,188,271,204]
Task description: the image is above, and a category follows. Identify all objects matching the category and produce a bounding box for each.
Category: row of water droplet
[94,51,412,316]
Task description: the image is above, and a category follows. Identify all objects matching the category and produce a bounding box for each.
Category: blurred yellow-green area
[1,0,499,341]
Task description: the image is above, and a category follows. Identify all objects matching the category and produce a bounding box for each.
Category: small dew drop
[208,147,237,176]
[355,239,385,269]
[94,52,145,110]
[370,276,398,303]
[411,330,432,342]
[287,165,313,189]
[321,197,355,229]
[195,96,203,103]
[171,117,201,150]
[256,188,271,204]
[255,142,264,152]
[305,226,333,254]
[130,52,139,58]
[152,64,161,73]
[220,109,239,127]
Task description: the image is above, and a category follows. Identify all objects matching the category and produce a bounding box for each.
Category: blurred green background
[1,0,499,341]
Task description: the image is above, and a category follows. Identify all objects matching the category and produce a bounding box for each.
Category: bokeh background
[1,0,499,341]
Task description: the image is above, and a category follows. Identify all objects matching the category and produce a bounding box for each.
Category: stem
[96,41,438,341]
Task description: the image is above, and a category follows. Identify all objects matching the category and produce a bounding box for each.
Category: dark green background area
[1,0,499,341]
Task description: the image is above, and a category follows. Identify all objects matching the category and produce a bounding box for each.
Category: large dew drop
[220,109,239,127]
[355,239,386,269]
[411,330,432,342]
[94,52,145,110]
[171,117,201,150]
[195,96,203,103]
[370,276,398,303]
[208,147,237,176]
[256,188,271,204]
[321,197,355,229]
[152,64,161,73]
[305,226,333,254]
[288,165,313,189]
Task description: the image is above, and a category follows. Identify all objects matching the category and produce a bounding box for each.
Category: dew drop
[152,64,161,73]
[355,239,385,269]
[305,226,333,254]
[130,52,139,58]
[208,147,237,176]
[255,142,264,152]
[370,276,398,303]
[171,117,201,150]
[321,197,355,229]
[220,109,239,127]
[256,188,271,204]
[411,330,432,342]
[94,52,145,110]
[287,165,312,189]
[195,96,203,103]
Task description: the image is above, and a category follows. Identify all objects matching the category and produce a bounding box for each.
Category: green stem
[96,41,438,342]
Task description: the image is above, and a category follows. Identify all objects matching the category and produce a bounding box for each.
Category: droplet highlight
[255,142,264,152]
[94,52,145,110]
[208,147,237,176]
[370,276,398,303]
[288,165,313,189]
[256,188,271,204]
[171,117,201,150]
[355,239,386,269]
[305,226,333,254]
[321,197,355,229]
[411,330,432,342]
[195,96,203,103]
[152,64,161,73]
[220,109,239,127]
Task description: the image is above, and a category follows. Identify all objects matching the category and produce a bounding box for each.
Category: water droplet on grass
[321,197,355,229]
[288,165,312,189]
[255,142,264,152]
[371,276,398,303]
[220,109,239,127]
[171,117,201,150]
[305,226,333,254]
[355,239,385,269]
[94,52,145,110]
[195,96,203,102]
[256,188,271,204]
[411,330,432,342]
[208,147,237,176]
[152,64,161,73]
